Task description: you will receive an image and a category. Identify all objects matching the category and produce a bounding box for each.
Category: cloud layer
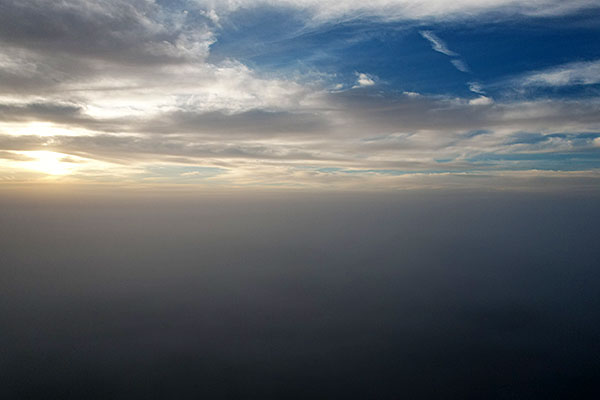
[197,0,599,22]
[0,0,599,189]
[519,59,600,87]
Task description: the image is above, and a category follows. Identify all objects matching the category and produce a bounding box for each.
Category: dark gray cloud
[3,92,599,141]
[0,133,323,164]
[0,101,330,137]
[0,102,83,122]
[0,101,131,133]
[325,89,600,134]
[0,0,212,65]
[0,0,218,102]
[0,151,34,161]
[1,91,599,176]
[141,109,331,136]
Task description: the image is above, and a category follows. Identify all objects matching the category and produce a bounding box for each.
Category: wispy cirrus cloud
[419,31,457,56]
[451,59,470,73]
[468,82,486,95]
[420,30,471,74]
[194,0,599,23]
[518,59,600,87]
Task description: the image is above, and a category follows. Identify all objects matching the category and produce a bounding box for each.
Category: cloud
[139,109,331,137]
[199,8,221,26]
[420,30,471,73]
[0,151,35,162]
[196,1,599,23]
[518,59,600,87]
[354,73,376,87]
[451,59,470,73]
[0,103,84,122]
[2,93,599,180]
[0,0,215,65]
[419,31,457,56]
[0,0,598,189]
[468,82,486,95]
[469,96,494,106]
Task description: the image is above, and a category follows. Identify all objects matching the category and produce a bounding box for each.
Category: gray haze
[2,190,599,398]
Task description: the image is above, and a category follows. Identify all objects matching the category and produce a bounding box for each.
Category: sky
[1,0,600,190]
[3,3,600,397]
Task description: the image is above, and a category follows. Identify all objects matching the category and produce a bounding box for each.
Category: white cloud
[419,31,470,73]
[199,8,221,26]
[354,73,376,87]
[468,82,486,95]
[419,31,457,56]
[451,59,470,73]
[519,59,600,87]
[469,96,494,106]
[198,0,598,22]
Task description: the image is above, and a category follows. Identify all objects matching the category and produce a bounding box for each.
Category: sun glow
[21,151,78,175]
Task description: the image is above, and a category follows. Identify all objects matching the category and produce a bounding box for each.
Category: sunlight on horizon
[20,151,79,176]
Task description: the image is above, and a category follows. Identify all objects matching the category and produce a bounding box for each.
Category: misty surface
[1,190,599,399]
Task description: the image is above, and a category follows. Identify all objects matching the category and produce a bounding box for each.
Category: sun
[23,151,76,175]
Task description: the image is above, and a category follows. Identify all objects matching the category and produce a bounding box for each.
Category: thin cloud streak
[519,59,600,87]
[420,31,471,74]
[420,31,458,56]
[195,0,600,22]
